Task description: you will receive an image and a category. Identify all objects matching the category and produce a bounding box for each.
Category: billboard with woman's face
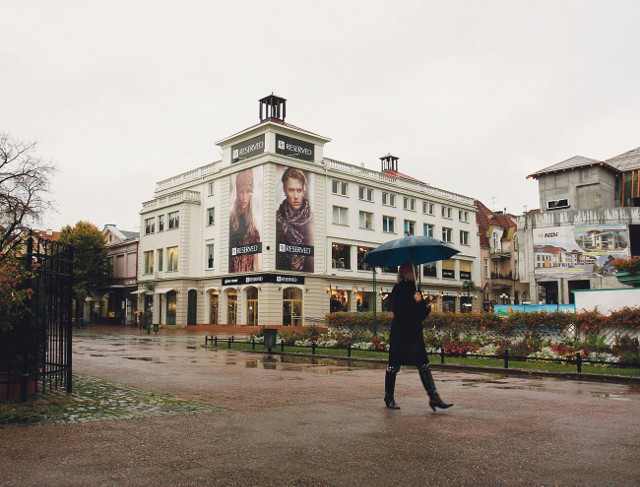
[275,165,314,272]
[228,166,263,272]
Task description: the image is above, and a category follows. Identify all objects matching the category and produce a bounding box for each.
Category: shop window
[226,289,237,324]
[357,246,374,270]
[283,287,302,326]
[209,291,219,324]
[332,243,351,269]
[246,287,258,326]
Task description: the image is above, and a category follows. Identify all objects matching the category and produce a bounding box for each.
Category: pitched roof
[526,155,617,179]
[474,200,515,248]
[382,169,425,185]
[602,146,640,172]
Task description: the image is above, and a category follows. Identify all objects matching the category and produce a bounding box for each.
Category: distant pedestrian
[384,262,453,411]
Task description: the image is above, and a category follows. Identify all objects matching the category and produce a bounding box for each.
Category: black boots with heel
[384,366,400,409]
[418,364,453,411]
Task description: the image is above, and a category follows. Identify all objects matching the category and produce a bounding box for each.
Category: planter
[615,272,640,288]
[0,372,38,402]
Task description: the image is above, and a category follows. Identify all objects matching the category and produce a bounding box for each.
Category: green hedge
[324,308,640,335]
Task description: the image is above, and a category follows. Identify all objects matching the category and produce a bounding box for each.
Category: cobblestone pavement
[1,326,639,487]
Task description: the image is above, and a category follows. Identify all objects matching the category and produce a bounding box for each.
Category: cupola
[380,153,399,173]
[259,94,287,122]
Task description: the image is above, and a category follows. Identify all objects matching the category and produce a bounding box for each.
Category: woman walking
[385,262,453,411]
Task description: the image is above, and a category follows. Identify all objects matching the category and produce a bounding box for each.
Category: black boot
[418,364,453,411]
[384,366,400,409]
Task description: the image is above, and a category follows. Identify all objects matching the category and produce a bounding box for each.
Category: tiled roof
[382,169,425,184]
[603,146,640,172]
[526,155,610,179]
[474,200,515,249]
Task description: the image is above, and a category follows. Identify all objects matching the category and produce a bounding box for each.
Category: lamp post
[462,280,472,312]
[500,292,509,305]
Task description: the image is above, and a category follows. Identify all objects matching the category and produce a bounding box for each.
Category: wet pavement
[1,325,639,486]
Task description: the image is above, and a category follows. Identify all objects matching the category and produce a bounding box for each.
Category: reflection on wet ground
[72,329,640,396]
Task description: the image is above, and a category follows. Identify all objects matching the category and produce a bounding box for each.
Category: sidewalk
[1,326,639,486]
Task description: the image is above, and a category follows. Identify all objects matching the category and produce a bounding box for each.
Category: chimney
[259,94,287,122]
[380,153,398,173]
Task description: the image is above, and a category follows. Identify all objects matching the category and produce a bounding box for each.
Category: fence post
[280,339,285,352]
[576,352,582,373]
[504,349,509,369]
[348,343,352,358]
[440,347,445,364]
[228,337,232,349]
[311,342,317,355]
[214,337,218,347]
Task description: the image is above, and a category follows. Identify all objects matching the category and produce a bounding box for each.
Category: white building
[137,95,481,327]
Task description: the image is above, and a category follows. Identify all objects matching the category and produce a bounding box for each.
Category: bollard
[281,339,285,353]
[348,343,352,358]
[311,342,316,355]
[440,347,445,364]
[503,349,509,369]
[228,337,232,349]
[576,352,582,373]
[214,336,218,347]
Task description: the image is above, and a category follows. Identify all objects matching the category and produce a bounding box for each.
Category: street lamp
[500,293,509,304]
[462,280,472,312]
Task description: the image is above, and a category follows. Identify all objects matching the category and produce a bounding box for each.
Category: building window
[442,227,453,242]
[157,248,163,272]
[441,206,452,219]
[207,182,214,196]
[483,258,489,278]
[332,243,351,269]
[333,206,349,225]
[144,218,155,235]
[168,211,179,230]
[158,214,165,232]
[246,287,258,326]
[358,186,373,202]
[283,287,302,327]
[423,201,434,215]
[382,192,396,207]
[207,207,215,226]
[167,246,178,272]
[359,211,374,230]
[403,197,416,211]
[383,216,396,233]
[492,231,500,251]
[206,244,214,269]
[332,180,348,196]
[357,246,374,270]
[460,230,469,245]
[404,220,415,236]
[423,223,434,237]
[459,210,469,222]
[143,250,154,274]
[423,262,437,278]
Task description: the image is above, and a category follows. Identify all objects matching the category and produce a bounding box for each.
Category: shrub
[611,256,640,273]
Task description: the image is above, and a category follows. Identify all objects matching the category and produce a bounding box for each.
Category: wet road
[2,326,639,486]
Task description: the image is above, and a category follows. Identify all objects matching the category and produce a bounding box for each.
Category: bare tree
[0,133,56,260]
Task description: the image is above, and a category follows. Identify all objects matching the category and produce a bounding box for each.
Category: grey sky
[2,1,639,232]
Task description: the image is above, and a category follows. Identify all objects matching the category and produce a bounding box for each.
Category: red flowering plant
[611,257,640,274]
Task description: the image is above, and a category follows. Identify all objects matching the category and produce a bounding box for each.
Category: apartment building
[136,95,481,327]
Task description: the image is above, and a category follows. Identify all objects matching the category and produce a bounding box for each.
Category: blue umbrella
[363,235,460,268]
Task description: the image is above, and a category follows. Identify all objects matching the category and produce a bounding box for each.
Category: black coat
[389,280,431,366]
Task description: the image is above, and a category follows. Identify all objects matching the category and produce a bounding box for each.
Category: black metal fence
[204,333,640,374]
[0,234,73,401]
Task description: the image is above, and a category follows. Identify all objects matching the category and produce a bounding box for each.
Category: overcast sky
[2,1,639,232]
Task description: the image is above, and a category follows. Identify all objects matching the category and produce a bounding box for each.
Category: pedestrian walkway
[1,327,639,486]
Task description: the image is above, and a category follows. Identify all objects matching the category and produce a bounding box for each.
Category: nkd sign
[275,134,314,162]
[232,134,265,163]
[222,274,306,286]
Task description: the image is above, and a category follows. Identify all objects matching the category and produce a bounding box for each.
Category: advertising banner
[228,166,263,272]
[275,165,314,272]
[533,223,629,279]
[231,135,265,163]
[275,134,314,162]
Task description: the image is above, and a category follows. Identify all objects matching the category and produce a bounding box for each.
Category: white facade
[136,98,481,327]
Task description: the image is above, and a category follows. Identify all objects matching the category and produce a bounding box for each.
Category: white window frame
[359,211,374,230]
[333,206,349,225]
[207,207,215,226]
[382,215,396,233]
[460,230,469,245]
[168,211,179,230]
[423,223,434,237]
[442,227,453,242]
[332,180,348,196]
[206,244,214,269]
[167,246,179,272]
[358,186,373,202]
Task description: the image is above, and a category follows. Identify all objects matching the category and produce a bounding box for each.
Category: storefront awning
[131,289,147,294]
[154,288,175,294]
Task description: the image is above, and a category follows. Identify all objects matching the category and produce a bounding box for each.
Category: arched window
[209,290,219,324]
[226,289,237,325]
[282,287,302,326]
[246,287,258,326]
